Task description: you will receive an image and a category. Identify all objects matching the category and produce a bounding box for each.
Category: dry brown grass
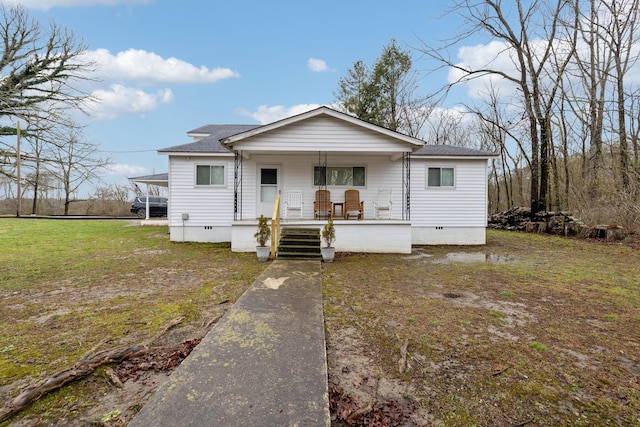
[324,230,640,426]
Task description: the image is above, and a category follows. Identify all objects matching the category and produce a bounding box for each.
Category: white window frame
[313,165,366,188]
[195,164,226,187]
[426,166,456,189]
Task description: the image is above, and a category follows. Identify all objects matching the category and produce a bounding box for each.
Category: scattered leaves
[329,386,414,426]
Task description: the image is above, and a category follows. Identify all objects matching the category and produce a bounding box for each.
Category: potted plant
[321,218,336,262]
[254,215,271,261]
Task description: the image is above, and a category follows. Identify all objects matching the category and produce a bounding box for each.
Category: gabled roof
[412,144,497,157]
[219,106,425,148]
[158,106,497,158]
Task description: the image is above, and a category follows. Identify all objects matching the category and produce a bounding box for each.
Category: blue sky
[12,0,471,189]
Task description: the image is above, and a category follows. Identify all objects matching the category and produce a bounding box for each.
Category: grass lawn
[0,219,264,426]
[324,230,640,426]
[1,219,639,426]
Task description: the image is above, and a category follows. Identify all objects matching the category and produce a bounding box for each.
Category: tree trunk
[538,116,550,212]
[616,64,630,189]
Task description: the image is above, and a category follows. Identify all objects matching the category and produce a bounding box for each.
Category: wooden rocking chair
[314,190,332,219]
[344,189,364,219]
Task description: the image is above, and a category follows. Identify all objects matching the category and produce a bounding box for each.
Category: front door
[257,166,280,218]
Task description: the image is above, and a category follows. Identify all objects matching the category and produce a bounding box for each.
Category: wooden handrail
[270,193,281,259]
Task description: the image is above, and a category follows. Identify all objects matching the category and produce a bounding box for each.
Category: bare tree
[0,3,94,180]
[567,0,613,193]
[419,0,578,216]
[48,127,111,215]
[468,83,532,211]
[601,0,640,189]
[21,121,51,214]
[424,108,475,147]
[87,184,133,216]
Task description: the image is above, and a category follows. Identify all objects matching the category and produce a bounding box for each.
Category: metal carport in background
[128,173,168,220]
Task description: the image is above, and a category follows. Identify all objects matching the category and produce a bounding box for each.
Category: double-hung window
[196,165,225,186]
[314,166,365,187]
[427,167,455,188]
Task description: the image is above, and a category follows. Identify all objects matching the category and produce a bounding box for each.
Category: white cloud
[8,0,150,10]
[77,48,238,120]
[88,84,174,120]
[308,58,329,73]
[107,163,150,176]
[239,104,322,124]
[448,40,520,99]
[87,48,240,84]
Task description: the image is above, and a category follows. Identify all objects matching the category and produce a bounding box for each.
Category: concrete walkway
[129,260,329,427]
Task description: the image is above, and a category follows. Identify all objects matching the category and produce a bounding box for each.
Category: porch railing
[270,193,281,259]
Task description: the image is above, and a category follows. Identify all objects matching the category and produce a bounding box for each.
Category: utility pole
[16,122,21,217]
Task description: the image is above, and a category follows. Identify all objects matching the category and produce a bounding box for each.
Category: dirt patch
[326,327,436,426]
[1,319,219,426]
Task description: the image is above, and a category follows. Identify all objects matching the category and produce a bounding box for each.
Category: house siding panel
[168,156,235,227]
[233,117,413,152]
[234,154,405,220]
[410,159,488,227]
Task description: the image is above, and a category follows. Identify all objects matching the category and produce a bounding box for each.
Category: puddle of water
[430,252,518,264]
[403,253,434,260]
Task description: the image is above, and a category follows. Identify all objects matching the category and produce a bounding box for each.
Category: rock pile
[489,207,588,237]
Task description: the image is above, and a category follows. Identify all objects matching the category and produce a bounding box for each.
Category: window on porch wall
[314,166,365,186]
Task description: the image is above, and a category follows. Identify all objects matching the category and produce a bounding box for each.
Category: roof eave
[412,154,498,160]
[158,151,234,156]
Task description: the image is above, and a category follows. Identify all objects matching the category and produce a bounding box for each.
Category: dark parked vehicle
[131,196,168,218]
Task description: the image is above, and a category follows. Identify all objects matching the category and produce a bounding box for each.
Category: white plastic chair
[284,190,304,219]
[373,188,392,219]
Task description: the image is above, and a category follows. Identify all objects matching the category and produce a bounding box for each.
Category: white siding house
[158,107,496,253]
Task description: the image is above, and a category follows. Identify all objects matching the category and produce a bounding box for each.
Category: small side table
[332,202,345,219]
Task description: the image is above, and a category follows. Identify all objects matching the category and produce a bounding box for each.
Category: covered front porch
[223,110,418,255]
[230,218,412,254]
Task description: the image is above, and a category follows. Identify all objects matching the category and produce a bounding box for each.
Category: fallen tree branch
[512,417,534,427]
[146,316,184,345]
[492,365,512,377]
[0,316,184,423]
[105,367,123,388]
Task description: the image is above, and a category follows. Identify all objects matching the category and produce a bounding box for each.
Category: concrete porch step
[278,227,321,260]
[281,228,321,238]
[278,251,322,260]
[279,245,320,253]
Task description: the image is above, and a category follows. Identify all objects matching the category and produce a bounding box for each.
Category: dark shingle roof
[412,145,496,157]
[160,119,496,158]
[159,125,260,153]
